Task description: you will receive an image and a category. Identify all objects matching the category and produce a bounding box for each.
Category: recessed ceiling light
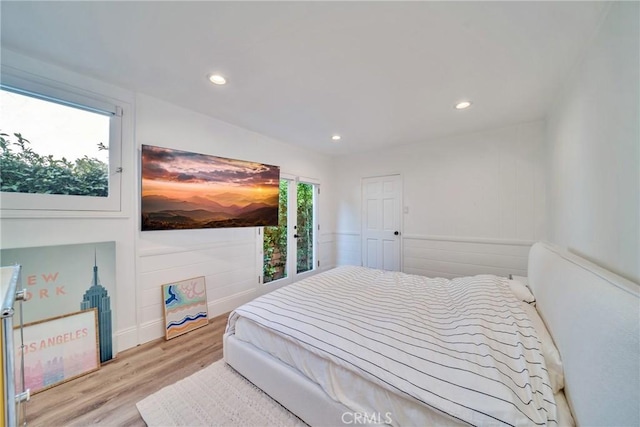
[208,74,227,85]
[455,101,472,110]
[331,135,341,141]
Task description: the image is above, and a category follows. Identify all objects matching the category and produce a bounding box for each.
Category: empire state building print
[81,254,113,363]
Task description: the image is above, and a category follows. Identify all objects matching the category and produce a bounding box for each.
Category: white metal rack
[1,265,29,427]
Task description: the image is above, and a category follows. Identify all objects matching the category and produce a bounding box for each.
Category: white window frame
[0,70,123,212]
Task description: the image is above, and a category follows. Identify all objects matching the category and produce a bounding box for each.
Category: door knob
[394,231,400,236]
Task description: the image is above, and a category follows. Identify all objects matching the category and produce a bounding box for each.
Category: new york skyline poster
[141,145,280,231]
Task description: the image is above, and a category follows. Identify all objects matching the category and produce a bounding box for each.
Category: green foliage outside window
[263,180,288,282]
[296,182,314,273]
[263,180,315,282]
[0,132,109,197]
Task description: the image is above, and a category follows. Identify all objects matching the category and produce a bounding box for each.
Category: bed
[224,242,639,426]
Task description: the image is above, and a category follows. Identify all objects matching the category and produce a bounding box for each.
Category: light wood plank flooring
[22,312,229,426]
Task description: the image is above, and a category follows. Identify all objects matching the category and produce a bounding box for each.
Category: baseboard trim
[115,326,138,353]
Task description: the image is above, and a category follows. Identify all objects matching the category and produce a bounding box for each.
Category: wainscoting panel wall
[332,233,532,279]
[319,232,337,270]
[404,236,532,279]
[137,230,259,343]
[334,232,362,267]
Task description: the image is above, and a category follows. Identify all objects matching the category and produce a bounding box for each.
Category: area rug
[136,360,307,426]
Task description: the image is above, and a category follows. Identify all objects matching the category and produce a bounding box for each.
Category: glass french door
[295,182,314,274]
[263,179,316,284]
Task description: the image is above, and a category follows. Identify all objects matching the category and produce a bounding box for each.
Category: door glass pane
[263,180,288,283]
[296,182,314,274]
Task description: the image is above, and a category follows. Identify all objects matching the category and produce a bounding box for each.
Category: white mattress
[234,315,575,427]
[235,316,464,427]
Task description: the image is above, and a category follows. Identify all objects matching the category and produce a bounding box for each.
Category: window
[0,75,122,212]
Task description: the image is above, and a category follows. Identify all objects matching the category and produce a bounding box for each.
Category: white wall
[135,94,334,344]
[0,51,335,352]
[546,1,639,283]
[332,121,546,277]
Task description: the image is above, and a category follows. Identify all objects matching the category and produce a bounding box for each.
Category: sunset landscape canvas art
[141,145,280,231]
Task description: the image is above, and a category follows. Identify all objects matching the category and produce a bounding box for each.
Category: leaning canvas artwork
[1,242,116,364]
[16,309,100,394]
[141,145,280,231]
[162,277,209,340]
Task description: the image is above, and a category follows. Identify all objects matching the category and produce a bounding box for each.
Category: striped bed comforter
[226,266,557,426]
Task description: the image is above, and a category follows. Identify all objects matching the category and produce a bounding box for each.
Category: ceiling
[0,1,609,157]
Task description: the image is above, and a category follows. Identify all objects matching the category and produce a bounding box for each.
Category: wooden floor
[23,312,229,426]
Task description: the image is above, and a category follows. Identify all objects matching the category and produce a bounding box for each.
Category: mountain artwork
[141,145,280,231]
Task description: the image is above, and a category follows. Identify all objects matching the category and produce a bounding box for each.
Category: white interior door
[361,175,402,271]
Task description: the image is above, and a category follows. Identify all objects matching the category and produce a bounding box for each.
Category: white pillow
[508,278,536,304]
[520,302,565,393]
[512,275,529,286]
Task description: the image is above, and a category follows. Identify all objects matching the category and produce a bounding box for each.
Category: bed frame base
[224,333,363,427]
